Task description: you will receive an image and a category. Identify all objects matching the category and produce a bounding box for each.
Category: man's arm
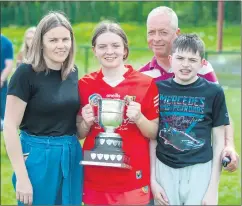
[201,61,239,172]
[222,114,239,172]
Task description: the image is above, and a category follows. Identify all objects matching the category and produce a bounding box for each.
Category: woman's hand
[16,176,33,205]
[126,101,142,123]
[81,104,95,128]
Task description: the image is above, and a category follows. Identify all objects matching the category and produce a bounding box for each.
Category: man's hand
[221,146,239,172]
[151,179,169,205]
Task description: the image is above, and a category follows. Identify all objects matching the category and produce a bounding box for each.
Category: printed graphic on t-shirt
[159,94,206,151]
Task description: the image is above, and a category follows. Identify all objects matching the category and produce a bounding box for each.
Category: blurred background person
[16,27,36,68]
[1,34,14,131]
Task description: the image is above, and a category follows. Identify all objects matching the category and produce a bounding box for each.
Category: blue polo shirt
[1,34,13,72]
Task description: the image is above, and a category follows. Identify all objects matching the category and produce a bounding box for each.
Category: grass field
[2,23,241,76]
[2,23,240,51]
[1,23,241,205]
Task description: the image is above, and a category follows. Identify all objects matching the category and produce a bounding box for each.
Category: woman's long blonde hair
[24,11,76,80]
[19,27,36,59]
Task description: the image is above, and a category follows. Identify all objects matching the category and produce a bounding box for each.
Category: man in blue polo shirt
[1,34,14,130]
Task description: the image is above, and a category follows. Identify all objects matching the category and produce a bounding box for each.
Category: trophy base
[80,150,132,170]
[80,160,131,169]
[94,132,123,152]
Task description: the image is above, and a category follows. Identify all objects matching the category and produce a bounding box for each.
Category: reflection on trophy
[80,98,131,169]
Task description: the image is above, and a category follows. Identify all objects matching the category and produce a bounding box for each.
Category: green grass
[2,23,240,79]
[2,23,240,51]
[1,87,241,205]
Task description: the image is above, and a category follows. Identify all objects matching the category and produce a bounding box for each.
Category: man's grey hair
[147,6,178,30]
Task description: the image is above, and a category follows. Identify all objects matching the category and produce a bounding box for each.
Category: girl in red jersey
[77,20,159,205]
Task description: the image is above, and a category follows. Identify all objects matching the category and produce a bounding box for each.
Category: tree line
[1,1,241,27]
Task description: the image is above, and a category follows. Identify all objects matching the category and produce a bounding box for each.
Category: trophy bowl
[80,98,131,169]
[98,99,125,132]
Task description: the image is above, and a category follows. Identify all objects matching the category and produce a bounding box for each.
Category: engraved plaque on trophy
[80,98,131,169]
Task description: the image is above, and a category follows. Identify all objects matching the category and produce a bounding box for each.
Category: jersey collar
[150,56,173,73]
[96,65,134,80]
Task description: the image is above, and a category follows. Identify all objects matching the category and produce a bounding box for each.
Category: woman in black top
[3,11,83,205]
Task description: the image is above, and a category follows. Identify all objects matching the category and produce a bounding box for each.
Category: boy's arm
[209,126,225,187]
[150,139,157,181]
[202,125,225,205]
[150,139,169,205]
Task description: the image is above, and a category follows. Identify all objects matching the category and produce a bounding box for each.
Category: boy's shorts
[83,185,150,205]
[155,158,213,205]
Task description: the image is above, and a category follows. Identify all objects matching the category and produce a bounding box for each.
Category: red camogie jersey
[78,65,159,193]
[139,56,219,83]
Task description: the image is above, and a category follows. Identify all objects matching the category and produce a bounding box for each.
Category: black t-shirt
[156,77,229,168]
[7,64,80,136]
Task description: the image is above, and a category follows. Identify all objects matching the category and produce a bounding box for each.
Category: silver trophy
[81,98,131,169]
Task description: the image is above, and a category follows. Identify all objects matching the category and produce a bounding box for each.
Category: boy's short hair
[171,34,205,59]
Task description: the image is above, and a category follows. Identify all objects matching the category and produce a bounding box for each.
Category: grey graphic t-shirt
[156,77,229,168]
